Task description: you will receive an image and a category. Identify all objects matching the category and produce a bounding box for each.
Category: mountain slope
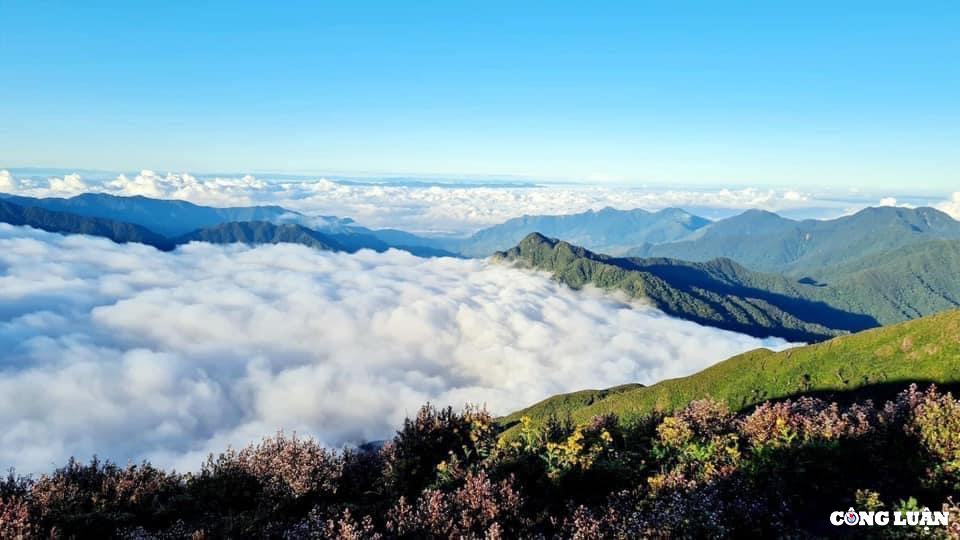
[503,309,960,430]
[494,233,866,341]
[0,193,459,257]
[0,199,176,250]
[446,207,710,257]
[630,206,960,277]
[175,221,346,251]
[0,193,293,237]
[502,232,960,334]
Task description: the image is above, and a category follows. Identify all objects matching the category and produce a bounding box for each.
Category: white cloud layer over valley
[0,225,790,474]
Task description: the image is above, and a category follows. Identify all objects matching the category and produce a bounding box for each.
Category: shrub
[382,404,496,498]
[5,385,959,538]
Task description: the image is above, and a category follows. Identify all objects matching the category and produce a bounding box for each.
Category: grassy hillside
[502,309,960,431]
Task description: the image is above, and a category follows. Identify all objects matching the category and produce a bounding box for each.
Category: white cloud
[0,170,18,192]
[879,197,898,206]
[0,225,790,474]
[936,192,960,220]
[47,173,88,195]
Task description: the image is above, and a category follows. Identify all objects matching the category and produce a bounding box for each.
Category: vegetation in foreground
[1,383,959,538]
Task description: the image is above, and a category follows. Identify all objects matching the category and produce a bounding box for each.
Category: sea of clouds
[5,169,956,235]
[0,224,792,474]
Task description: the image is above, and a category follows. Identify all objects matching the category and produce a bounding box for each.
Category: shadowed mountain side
[175,221,347,251]
[0,193,293,237]
[619,258,878,332]
[177,221,459,257]
[501,309,960,433]
[0,197,460,257]
[0,199,177,250]
[495,233,876,342]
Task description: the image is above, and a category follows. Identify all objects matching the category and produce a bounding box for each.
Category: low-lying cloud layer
[5,169,955,235]
[0,225,790,474]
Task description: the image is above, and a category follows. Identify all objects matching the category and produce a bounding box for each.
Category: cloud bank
[8,169,952,235]
[936,192,960,220]
[0,225,790,474]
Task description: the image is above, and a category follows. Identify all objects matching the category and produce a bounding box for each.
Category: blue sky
[1,1,957,189]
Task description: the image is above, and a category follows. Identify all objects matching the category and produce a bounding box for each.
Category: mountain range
[3,192,960,341]
[495,232,960,341]
[0,198,178,250]
[0,194,457,257]
[628,206,960,278]
[433,206,711,257]
[0,193,293,237]
[494,233,867,341]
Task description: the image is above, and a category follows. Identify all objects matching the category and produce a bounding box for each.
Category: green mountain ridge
[502,308,960,432]
[497,232,960,340]
[494,233,869,341]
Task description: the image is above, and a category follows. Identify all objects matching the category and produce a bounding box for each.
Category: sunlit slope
[502,309,960,430]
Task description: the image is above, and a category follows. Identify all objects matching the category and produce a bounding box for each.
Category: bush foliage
[2,386,960,538]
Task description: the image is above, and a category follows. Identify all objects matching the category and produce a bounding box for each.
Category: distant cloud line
[4,169,957,235]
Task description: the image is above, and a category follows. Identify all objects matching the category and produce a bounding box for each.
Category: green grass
[501,309,960,434]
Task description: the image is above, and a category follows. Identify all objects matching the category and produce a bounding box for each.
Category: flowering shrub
[2,385,958,538]
[506,413,618,482]
[0,494,35,539]
[382,404,497,498]
[741,397,877,450]
[386,471,526,538]
[902,387,960,488]
[27,457,183,537]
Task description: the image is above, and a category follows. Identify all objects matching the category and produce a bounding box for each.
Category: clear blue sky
[1,0,957,189]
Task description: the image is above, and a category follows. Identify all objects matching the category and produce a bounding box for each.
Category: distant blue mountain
[0,194,459,257]
[0,193,293,237]
[628,206,960,278]
[437,207,711,257]
[0,199,177,250]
